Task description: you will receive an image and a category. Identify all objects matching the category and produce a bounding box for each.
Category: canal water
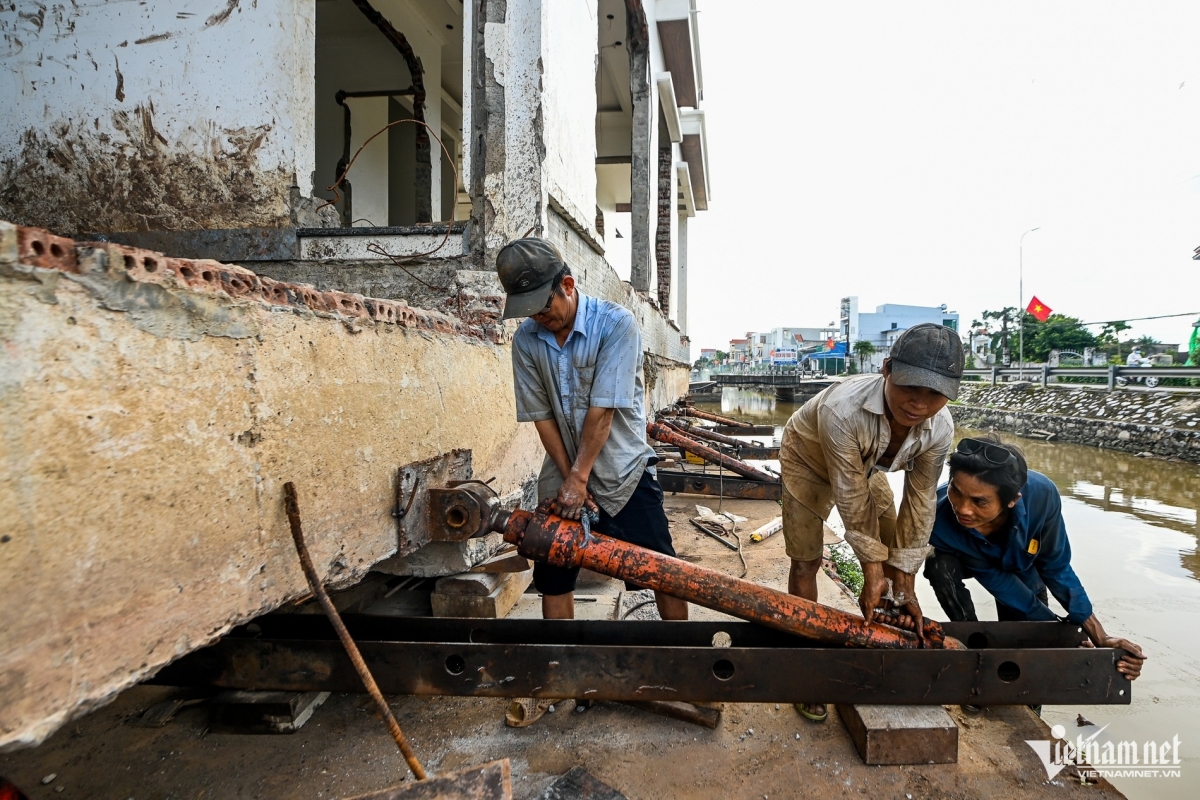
[706,388,1200,798]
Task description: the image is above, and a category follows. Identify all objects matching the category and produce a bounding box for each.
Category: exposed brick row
[4,222,496,341]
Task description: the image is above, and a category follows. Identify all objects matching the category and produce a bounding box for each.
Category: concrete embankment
[951,382,1200,462]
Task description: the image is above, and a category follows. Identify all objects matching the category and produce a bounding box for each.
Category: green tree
[713,350,729,364]
[692,356,712,370]
[852,339,876,372]
[981,307,1020,361]
[1023,314,1097,362]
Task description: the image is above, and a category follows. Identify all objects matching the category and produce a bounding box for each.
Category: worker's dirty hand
[883,565,925,644]
[1104,638,1146,680]
[858,561,889,625]
[556,472,590,520]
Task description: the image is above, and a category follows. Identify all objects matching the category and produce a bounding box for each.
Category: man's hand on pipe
[556,473,590,520]
[858,561,889,625]
[882,564,925,644]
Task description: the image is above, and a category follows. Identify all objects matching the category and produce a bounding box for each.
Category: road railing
[964,366,1200,391]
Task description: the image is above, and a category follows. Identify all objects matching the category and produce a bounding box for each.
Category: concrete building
[726,326,839,367]
[0,0,712,751]
[840,296,961,372]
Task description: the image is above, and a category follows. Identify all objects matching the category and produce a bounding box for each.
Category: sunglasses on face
[537,286,560,314]
[956,438,1014,465]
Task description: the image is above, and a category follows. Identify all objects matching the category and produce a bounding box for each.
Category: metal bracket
[390,450,474,556]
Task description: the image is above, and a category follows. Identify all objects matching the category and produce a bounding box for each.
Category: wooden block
[432,568,533,618]
[435,571,504,596]
[343,759,512,800]
[836,704,958,765]
[468,551,532,574]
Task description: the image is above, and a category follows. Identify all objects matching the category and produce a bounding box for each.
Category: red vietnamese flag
[1026,296,1052,322]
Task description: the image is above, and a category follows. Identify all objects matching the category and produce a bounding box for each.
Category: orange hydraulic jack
[492,504,955,650]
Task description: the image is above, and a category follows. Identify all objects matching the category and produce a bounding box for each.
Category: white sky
[686,1,1200,353]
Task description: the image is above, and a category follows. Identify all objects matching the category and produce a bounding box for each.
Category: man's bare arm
[556,407,615,519]
[533,419,573,481]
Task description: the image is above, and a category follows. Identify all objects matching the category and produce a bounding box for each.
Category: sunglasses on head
[956,438,1014,465]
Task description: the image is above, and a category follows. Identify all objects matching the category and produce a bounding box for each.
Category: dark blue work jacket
[930,470,1093,623]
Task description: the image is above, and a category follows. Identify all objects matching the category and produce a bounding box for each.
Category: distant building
[840,297,961,372]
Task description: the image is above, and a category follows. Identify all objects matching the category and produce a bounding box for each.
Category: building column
[677,214,688,335]
[627,13,652,293]
[655,142,673,310]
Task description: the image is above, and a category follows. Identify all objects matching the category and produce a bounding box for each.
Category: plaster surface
[0,251,542,751]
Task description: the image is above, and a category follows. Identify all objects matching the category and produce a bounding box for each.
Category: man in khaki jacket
[780,323,963,722]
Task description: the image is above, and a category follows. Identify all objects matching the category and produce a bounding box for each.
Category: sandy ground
[0,495,1124,800]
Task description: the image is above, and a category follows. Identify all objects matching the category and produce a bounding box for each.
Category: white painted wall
[540,0,601,233]
[1,0,314,209]
[346,97,390,227]
[376,0,445,220]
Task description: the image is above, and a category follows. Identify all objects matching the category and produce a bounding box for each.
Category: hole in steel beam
[712,659,735,681]
[997,661,1021,682]
[446,506,468,528]
[469,628,488,644]
[711,631,731,648]
[31,240,45,255]
[50,243,64,257]
[445,654,466,675]
[966,632,989,650]
[143,256,158,272]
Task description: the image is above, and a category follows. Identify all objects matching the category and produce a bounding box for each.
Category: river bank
[950,383,1200,463]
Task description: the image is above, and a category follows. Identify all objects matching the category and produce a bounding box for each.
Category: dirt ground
[0,496,1125,800]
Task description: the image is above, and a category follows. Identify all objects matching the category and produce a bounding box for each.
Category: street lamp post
[1019,227,1041,379]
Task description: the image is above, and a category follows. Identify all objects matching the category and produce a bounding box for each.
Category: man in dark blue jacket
[923,435,1144,680]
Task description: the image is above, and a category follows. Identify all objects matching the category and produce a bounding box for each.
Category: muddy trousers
[923,549,1048,622]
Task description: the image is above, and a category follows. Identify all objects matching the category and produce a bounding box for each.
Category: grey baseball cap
[497,238,566,319]
[887,323,965,400]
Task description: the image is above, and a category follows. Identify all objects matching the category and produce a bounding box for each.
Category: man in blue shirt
[498,238,688,724]
[923,435,1144,680]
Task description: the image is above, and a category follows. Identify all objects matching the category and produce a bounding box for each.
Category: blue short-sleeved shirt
[511,292,656,516]
[930,470,1094,623]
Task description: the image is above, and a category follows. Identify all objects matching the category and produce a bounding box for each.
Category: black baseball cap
[887,323,965,400]
[497,238,566,319]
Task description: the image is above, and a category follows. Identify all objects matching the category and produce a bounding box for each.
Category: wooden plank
[435,572,504,596]
[431,568,532,618]
[468,551,532,574]
[836,704,958,765]
[344,759,512,800]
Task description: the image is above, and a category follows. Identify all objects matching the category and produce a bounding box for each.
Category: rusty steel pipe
[497,508,951,649]
[664,419,752,449]
[667,407,754,428]
[647,422,777,483]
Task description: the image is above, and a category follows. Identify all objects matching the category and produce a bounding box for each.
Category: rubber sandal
[505,698,552,728]
[795,702,828,723]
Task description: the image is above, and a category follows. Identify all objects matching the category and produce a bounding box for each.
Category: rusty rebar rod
[646,422,777,482]
[283,482,428,781]
[498,507,951,649]
[664,418,753,449]
[667,406,753,428]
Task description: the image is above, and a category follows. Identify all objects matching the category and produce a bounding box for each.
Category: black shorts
[533,470,676,596]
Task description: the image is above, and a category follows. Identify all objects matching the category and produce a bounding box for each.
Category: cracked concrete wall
[0,1,318,235]
[0,224,542,751]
